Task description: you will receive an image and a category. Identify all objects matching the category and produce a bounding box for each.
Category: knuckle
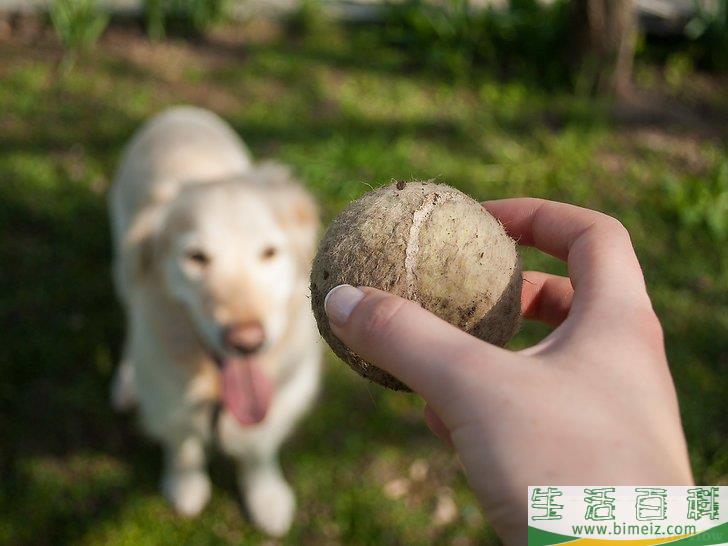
[357,295,409,345]
[620,306,664,348]
[600,214,632,242]
[639,308,665,344]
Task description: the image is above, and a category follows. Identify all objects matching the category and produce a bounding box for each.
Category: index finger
[482,198,651,313]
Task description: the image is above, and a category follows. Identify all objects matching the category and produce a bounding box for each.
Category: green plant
[145,0,167,40]
[49,0,109,73]
[382,0,573,85]
[685,0,728,71]
[143,0,227,39]
[286,0,331,37]
[660,159,728,241]
[663,51,694,90]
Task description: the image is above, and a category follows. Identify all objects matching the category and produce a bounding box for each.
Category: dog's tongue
[220,356,273,426]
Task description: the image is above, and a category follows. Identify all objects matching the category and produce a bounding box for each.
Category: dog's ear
[257,162,320,269]
[121,205,165,283]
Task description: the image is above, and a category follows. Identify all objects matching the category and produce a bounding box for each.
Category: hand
[323,198,693,545]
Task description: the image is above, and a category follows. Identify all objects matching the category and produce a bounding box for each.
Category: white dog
[109,106,321,536]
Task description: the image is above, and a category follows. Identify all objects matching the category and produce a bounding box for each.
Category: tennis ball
[310,180,521,391]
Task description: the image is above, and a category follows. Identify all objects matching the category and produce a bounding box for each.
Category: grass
[0,19,726,546]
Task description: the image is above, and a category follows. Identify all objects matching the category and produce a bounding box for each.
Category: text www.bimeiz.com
[570,522,697,536]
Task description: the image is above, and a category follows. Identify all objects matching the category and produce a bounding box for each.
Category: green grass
[0,22,726,546]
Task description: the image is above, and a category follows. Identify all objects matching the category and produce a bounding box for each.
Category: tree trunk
[574,0,637,97]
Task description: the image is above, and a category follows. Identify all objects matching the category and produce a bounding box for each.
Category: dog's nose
[224,321,265,355]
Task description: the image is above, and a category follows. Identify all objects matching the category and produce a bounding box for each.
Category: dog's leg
[238,451,296,537]
[161,434,211,517]
[110,346,137,412]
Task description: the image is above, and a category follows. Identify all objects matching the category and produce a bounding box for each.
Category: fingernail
[324,284,364,326]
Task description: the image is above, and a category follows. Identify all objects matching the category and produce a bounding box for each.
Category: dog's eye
[186,249,210,267]
[261,246,278,260]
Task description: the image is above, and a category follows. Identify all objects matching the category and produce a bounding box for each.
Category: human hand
[323,198,693,545]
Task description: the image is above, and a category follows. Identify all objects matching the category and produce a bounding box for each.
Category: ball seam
[404,191,462,301]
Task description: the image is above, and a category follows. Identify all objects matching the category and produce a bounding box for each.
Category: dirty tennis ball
[310,180,522,391]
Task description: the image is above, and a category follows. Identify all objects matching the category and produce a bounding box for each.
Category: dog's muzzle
[223,320,265,356]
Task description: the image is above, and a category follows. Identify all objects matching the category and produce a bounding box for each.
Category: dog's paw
[243,472,296,537]
[162,470,211,517]
[110,362,137,412]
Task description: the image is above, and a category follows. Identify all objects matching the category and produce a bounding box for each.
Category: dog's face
[130,168,318,367]
[162,188,296,358]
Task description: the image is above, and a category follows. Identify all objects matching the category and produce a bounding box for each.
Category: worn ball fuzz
[310,181,522,391]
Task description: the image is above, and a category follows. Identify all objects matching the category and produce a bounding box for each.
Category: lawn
[0,18,726,546]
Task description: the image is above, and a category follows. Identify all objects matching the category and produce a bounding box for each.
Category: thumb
[324,284,508,406]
